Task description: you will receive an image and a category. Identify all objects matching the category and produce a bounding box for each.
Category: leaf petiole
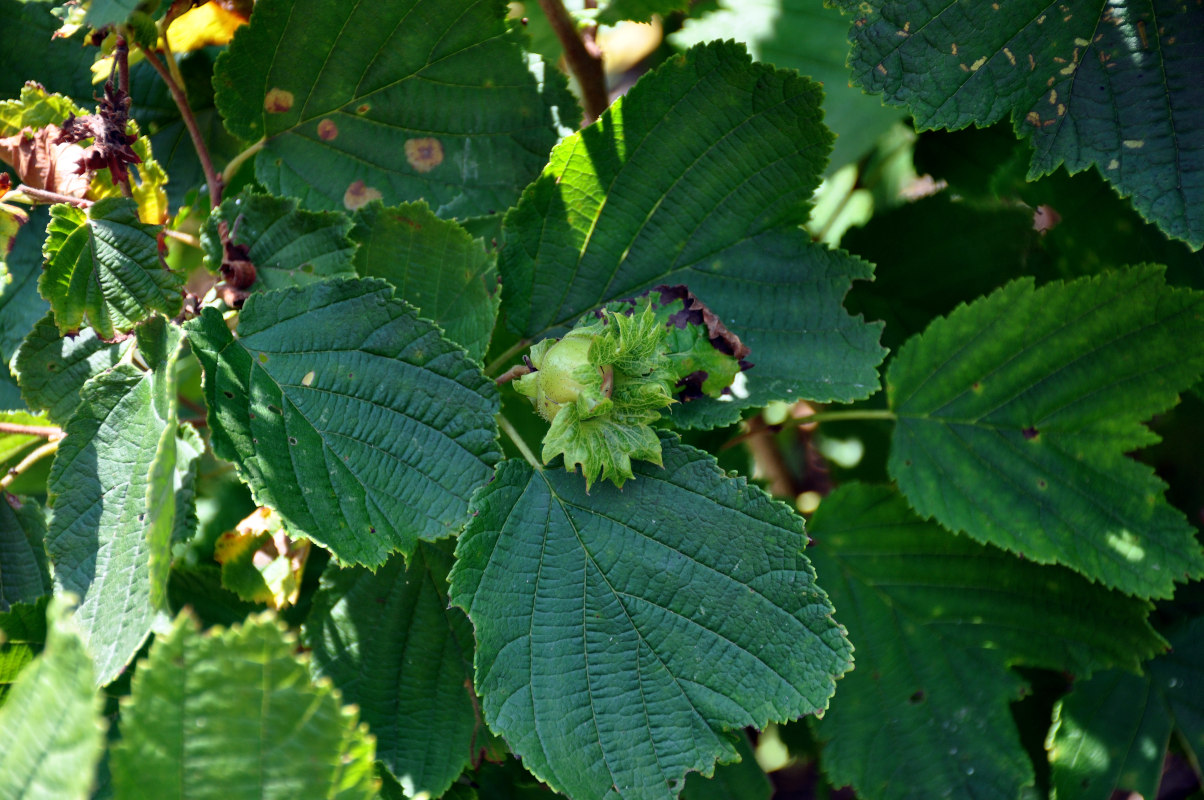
[497,413,542,472]
[723,407,896,450]
[221,139,265,189]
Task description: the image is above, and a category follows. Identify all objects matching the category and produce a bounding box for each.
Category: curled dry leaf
[0,124,90,199]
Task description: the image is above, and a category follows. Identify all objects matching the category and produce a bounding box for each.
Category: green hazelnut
[538,336,596,406]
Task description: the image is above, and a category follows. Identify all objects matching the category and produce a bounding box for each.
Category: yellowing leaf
[166,2,247,53]
[214,506,309,609]
[129,135,168,224]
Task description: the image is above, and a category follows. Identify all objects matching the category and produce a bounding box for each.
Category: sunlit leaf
[501,41,884,429]
[836,0,1204,248]
[888,265,1204,598]
[351,201,498,362]
[809,484,1165,800]
[0,494,50,613]
[305,542,477,798]
[186,278,501,567]
[0,596,104,800]
[40,198,182,340]
[450,437,852,799]
[672,0,905,170]
[14,312,134,424]
[46,318,188,684]
[201,190,357,292]
[110,613,377,799]
[214,0,574,217]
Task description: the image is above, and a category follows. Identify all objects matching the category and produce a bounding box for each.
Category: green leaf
[887,266,1204,598]
[201,190,358,292]
[304,542,477,798]
[837,0,1204,249]
[671,0,905,170]
[680,732,771,800]
[46,318,186,685]
[213,0,572,217]
[39,198,183,340]
[1048,616,1204,799]
[13,312,135,424]
[449,437,852,800]
[145,329,203,612]
[0,206,50,364]
[0,596,48,706]
[597,0,689,24]
[807,484,1165,800]
[1148,617,1204,769]
[110,612,377,800]
[85,0,140,28]
[0,494,51,613]
[501,41,885,428]
[351,201,498,362]
[185,278,501,567]
[0,83,86,135]
[1048,669,1169,800]
[0,596,104,800]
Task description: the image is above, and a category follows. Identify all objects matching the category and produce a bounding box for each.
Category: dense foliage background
[0,1,1201,799]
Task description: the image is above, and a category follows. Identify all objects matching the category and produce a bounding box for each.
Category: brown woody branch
[138,44,223,210]
[537,0,608,125]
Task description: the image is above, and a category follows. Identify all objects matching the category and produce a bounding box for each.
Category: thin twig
[496,364,532,385]
[537,0,608,125]
[138,45,223,210]
[162,227,201,248]
[498,414,542,471]
[16,185,92,207]
[1,440,61,491]
[0,422,64,438]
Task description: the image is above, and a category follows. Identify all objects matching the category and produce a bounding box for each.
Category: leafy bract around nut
[516,301,674,489]
[514,286,751,488]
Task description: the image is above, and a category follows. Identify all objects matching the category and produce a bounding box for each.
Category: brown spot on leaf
[317,119,338,140]
[405,137,444,173]
[343,180,382,210]
[356,103,371,114]
[1022,426,1040,440]
[264,88,294,113]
